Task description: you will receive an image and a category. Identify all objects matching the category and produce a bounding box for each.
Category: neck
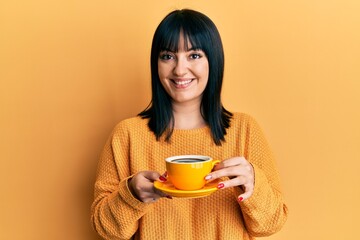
[171,102,206,130]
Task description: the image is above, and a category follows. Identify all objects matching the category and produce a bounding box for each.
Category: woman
[91,9,288,240]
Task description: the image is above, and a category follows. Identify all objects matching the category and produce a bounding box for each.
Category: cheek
[196,60,209,74]
[196,63,209,81]
[201,67,210,88]
[157,69,166,84]
[158,63,171,79]
[157,68,169,89]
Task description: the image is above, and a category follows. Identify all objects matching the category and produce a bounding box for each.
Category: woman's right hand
[128,171,169,203]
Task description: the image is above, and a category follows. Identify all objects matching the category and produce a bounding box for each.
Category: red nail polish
[166,195,173,199]
[217,183,224,189]
[238,197,243,202]
[159,176,167,182]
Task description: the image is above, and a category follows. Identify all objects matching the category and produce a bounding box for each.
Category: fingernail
[159,176,167,182]
[205,175,212,180]
[238,197,244,202]
[217,183,224,189]
[166,195,173,199]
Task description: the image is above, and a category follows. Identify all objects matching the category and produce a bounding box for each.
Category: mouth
[171,79,194,88]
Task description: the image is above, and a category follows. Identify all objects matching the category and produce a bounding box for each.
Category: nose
[173,56,188,76]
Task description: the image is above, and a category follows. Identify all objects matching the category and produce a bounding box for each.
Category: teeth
[175,79,192,85]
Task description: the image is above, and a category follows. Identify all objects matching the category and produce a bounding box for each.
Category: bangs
[152,9,216,57]
[157,25,206,53]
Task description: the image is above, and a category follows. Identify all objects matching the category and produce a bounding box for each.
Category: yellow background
[1,0,359,239]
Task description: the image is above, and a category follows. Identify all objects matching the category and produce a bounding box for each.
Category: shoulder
[230,112,259,127]
[229,112,266,135]
[112,116,150,135]
[229,112,267,141]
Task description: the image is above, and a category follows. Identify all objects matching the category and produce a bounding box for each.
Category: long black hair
[139,9,233,145]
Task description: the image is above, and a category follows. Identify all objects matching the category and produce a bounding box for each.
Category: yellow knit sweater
[91,113,288,240]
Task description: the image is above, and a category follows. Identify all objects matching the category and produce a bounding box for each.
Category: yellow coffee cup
[165,155,220,191]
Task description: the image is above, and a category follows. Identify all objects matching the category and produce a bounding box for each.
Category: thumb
[142,171,161,182]
[158,171,167,182]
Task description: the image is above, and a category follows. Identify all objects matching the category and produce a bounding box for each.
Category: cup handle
[211,160,221,169]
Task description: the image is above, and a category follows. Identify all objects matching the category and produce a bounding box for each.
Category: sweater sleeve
[91,123,152,240]
[238,116,288,237]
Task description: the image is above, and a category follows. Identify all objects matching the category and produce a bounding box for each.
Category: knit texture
[91,112,288,240]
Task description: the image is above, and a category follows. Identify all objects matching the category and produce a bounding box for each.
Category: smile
[171,79,194,88]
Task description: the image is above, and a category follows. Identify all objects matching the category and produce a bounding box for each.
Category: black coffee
[172,158,206,163]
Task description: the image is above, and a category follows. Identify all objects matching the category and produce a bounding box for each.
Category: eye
[159,53,174,60]
[190,53,202,59]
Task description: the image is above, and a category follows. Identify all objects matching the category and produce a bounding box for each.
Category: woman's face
[157,33,209,106]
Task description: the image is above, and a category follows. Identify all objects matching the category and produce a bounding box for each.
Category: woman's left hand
[205,156,254,202]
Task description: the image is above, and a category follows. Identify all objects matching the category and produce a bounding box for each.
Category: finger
[237,183,254,202]
[154,172,172,199]
[142,171,161,182]
[216,175,247,189]
[154,188,170,198]
[158,171,167,182]
[153,184,173,199]
[157,192,173,199]
[146,191,173,202]
[141,190,165,203]
[214,157,247,170]
[144,196,158,203]
[205,166,250,181]
[143,196,158,203]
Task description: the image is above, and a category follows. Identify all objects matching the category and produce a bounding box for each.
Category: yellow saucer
[154,180,220,198]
